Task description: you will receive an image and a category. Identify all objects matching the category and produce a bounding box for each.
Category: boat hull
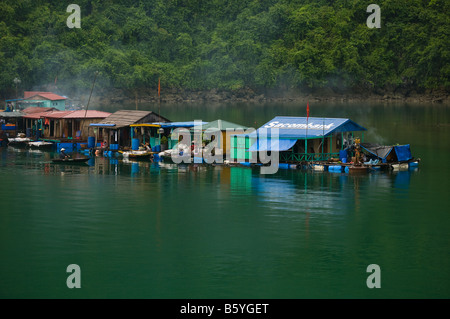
[52,158,90,164]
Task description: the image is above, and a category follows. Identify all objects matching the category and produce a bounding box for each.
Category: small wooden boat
[119,150,153,160]
[348,165,369,174]
[28,141,54,149]
[8,137,32,146]
[52,157,90,164]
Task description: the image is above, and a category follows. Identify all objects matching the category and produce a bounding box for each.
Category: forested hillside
[0,0,448,101]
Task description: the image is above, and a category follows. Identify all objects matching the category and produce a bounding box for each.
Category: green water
[0,102,449,299]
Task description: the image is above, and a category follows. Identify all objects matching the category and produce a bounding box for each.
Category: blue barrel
[339,150,348,162]
[409,161,419,168]
[88,136,95,148]
[132,138,140,151]
[154,145,161,152]
[279,163,290,169]
[329,165,343,172]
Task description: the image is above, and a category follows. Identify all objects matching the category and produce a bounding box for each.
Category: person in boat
[59,148,70,159]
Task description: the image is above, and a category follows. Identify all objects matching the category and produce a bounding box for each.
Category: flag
[306,101,310,120]
[158,78,161,97]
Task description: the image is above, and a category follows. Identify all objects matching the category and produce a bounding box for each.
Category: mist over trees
[0,0,448,99]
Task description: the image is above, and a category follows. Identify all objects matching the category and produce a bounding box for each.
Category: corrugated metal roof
[23,111,55,119]
[62,110,111,119]
[249,116,366,139]
[24,91,48,98]
[25,92,67,101]
[0,111,24,118]
[42,111,74,119]
[97,110,170,128]
[22,107,56,114]
[191,119,248,131]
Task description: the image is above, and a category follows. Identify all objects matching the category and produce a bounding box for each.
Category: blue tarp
[394,144,412,162]
[89,123,116,127]
[152,121,208,128]
[249,139,297,152]
[249,116,366,139]
[361,143,412,162]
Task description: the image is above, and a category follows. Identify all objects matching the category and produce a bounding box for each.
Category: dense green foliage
[0,0,448,98]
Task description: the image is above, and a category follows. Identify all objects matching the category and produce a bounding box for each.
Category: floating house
[22,109,111,140]
[190,119,249,157]
[143,121,209,150]
[2,107,56,137]
[89,110,170,149]
[230,116,367,163]
[20,92,68,111]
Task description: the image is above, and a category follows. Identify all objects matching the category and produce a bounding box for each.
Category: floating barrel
[110,143,119,150]
[409,161,419,168]
[279,163,290,169]
[329,165,343,172]
[132,138,140,151]
[88,136,95,148]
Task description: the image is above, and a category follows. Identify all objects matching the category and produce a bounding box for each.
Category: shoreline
[86,87,449,107]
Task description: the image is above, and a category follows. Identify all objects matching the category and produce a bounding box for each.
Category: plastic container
[339,150,348,162]
[240,162,251,167]
[409,161,419,168]
[132,138,140,151]
[279,163,290,169]
[87,136,95,148]
[329,165,343,172]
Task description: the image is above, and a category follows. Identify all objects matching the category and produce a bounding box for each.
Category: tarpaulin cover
[361,143,412,162]
[154,121,208,128]
[249,139,297,152]
[394,144,412,162]
[361,143,394,160]
[249,116,366,139]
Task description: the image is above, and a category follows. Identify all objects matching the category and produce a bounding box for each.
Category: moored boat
[52,157,90,164]
[119,150,153,160]
[8,137,32,146]
[28,141,54,150]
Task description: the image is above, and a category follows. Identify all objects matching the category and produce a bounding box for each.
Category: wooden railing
[280,152,340,162]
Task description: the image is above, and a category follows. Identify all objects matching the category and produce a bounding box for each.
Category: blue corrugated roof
[153,121,208,128]
[250,116,366,139]
[249,139,297,152]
